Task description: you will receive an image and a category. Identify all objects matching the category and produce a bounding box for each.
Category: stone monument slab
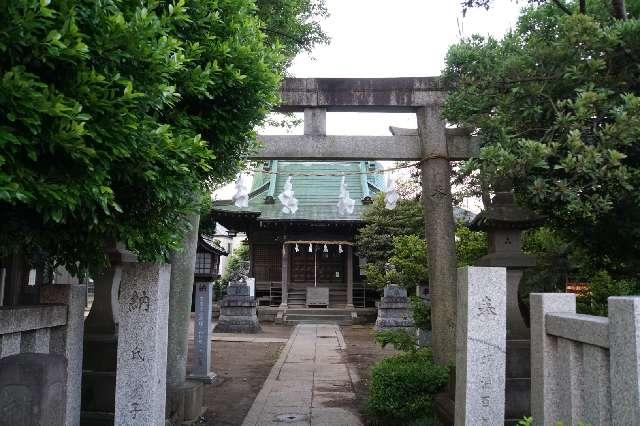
[114,263,171,426]
[190,282,215,383]
[455,266,507,426]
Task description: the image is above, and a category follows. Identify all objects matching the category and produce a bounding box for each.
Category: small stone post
[190,282,215,383]
[40,284,86,426]
[114,263,171,425]
[455,266,507,426]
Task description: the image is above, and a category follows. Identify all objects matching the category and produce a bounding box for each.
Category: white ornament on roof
[336,176,355,216]
[384,175,399,210]
[232,174,249,208]
[278,176,299,214]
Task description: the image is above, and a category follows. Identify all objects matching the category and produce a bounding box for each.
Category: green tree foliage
[220,243,249,284]
[455,224,488,267]
[357,194,487,291]
[576,270,640,315]
[517,227,640,316]
[356,194,424,268]
[443,0,640,277]
[410,296,431,331]
[255,0,328,61]
[0,0,326,273]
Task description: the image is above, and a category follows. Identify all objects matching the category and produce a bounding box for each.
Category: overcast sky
[217,1,524,201]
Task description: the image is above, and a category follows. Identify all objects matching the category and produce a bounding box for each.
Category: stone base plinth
[374,316,415,332]
[374,284,415,332]
[214,314,261,333]
[166,380,206,425]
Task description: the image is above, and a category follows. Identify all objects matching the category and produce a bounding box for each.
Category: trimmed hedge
[367,348,448,423]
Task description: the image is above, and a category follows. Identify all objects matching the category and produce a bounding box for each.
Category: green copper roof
[214,161,384,222]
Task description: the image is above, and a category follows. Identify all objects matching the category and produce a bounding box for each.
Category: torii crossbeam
[248,77,478,365]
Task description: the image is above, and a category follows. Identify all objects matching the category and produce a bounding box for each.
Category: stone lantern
[194,234,225,283]
[470,183,543,423]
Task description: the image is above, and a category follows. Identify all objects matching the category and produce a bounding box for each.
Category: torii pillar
[417,106,458,365]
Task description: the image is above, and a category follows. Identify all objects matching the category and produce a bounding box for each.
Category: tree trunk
[165,212,201,423]
[612,0,627,20]
[579,0,586,14]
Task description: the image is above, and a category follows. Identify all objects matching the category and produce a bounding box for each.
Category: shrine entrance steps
[287,289,306,307]
[286,288,348,308]
[283,308,355,326]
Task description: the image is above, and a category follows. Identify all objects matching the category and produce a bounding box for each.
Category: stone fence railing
[530,293,640,425]
[0,285,85,426]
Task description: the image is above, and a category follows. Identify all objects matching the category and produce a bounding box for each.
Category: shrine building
[213,160,384,308]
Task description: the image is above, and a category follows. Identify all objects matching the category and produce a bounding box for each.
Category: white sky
[216,1,524,202]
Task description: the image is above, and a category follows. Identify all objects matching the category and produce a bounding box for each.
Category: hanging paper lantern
[336,176,355,216]
[278,176,299,214]
[384,175,399,210]
[232,174,249,208]
[308,243,313,253]
[294,243,300,252]
[323,244,328,253]
[338,244,343,254]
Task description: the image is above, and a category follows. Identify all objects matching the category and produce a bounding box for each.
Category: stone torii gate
[250,77,479,365]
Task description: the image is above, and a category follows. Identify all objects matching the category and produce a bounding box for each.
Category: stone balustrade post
[529,293,576,425]
[609,296,640,425]
[40,284,86,426]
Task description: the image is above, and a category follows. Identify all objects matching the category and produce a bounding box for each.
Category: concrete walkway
[242,324,362,426]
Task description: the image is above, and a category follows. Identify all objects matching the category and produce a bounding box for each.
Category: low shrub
[367,348,448,423]
[410,296,431,331]
[374,329,417,352]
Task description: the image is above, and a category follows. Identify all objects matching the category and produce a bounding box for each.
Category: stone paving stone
[242,324,362,426]
[314,364,349,380]
[312,391,356,408]
[264,387,313,407]
[313,380,354,393]
[310,407,361,426]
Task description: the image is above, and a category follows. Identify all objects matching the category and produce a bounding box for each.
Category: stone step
[286,313,351,321]
[284,318,353,325]
[285,309,353,315]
